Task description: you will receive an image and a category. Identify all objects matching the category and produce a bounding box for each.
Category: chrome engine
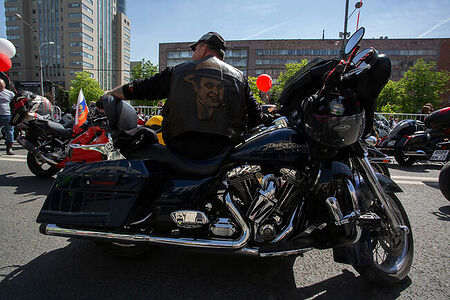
[225,165,307,242]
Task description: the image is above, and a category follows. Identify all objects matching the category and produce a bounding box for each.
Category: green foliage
[130,59,162,106]
[400,59,449,112]
[68,71,104,105]
[248,60,308,104]
[247,76,263,104]
[271,60,308,102]
[377,59,449,113]
[131,59,158,80]
[376,80,405,111]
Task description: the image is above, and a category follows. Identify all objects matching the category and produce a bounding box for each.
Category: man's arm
[105,67,173,101]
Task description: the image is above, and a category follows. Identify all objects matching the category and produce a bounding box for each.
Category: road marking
[0,157,27,162]
[394,180,438,185]
[392,176,439,182]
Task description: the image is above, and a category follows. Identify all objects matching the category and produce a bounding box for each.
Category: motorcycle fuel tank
[231,128,309,166]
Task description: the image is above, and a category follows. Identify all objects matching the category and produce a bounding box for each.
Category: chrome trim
[353,157,401,231]
[129,212,153,226]
[325,197,344,224]
[170,210,209,228]
[70,143,109,155]
[238,247,312,257]
[43,192,250,250]
[271,204,301,243]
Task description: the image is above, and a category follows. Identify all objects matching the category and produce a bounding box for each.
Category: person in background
[100,32,263,160]
[0,79,16,155]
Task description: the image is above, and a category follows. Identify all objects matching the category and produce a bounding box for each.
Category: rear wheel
[394,152,418,167]
[354,193,414,285]
[27,152,59,177]
[95,241,152,258]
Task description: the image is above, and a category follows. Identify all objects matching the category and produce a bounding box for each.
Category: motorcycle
[10,91,118,177]
[377,108,450,166]
[36,28,413,285]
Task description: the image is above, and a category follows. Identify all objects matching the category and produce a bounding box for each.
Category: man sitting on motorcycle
[99,32,263,159]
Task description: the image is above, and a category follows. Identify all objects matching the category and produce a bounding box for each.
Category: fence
[134,106,429,122]
[134,106,161,116]
[376,112,428,122]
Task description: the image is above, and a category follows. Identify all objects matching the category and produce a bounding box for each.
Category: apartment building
[4,0,131,94]
[159,38,449,82]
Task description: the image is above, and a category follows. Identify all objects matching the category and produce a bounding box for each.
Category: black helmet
[303,93,365,148]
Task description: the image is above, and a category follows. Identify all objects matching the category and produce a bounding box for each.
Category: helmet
[303,93,365,148]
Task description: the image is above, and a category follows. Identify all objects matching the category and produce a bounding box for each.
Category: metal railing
[134,106,161,116]
[376,112,428,122]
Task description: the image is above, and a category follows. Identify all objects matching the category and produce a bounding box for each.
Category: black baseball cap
[189,32,227,51]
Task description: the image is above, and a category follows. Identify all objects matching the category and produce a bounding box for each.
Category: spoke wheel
[354,193,414,285]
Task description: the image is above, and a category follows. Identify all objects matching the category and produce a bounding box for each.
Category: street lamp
[39,42,54,96]
[15,13,53,96]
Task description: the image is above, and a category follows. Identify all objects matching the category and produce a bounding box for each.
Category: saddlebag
[36,159,150,228]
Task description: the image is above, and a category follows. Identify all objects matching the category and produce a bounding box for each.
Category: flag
[74,88,89,130]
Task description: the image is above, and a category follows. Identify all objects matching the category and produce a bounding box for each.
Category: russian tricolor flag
[74,88,89,130]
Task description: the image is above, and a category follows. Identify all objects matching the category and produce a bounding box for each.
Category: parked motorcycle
[377,108,450,166]
[36,28,413,285]
[10,91,118,177]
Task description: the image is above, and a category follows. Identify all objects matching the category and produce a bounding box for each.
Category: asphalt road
[0,146,448,300]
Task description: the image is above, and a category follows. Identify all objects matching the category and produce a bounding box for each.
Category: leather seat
[125,143,232,177]
[39,120,73,139]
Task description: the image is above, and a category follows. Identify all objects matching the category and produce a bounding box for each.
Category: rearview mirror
[345,27,365,55]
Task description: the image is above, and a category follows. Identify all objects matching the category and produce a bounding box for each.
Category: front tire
[27,152,59,177]
[439,161,450,200]
[354,193,414,285]
[371,162,391,177]
[394,152,418,167]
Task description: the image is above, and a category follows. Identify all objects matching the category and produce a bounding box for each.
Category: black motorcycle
[377,108,450,166]
[36,28,413,285]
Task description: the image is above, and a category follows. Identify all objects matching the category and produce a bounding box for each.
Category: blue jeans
[0,115,14,144]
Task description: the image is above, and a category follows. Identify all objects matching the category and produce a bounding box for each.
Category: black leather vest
[162,56,247,143]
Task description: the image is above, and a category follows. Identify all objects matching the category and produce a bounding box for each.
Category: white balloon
[0,38,16,58]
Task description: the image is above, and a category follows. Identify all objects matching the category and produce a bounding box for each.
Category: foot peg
[356,212,381,229]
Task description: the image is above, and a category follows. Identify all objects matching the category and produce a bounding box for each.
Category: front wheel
[27,152,59,177]
[439,161,450,200]
[354,193,414,285]
[394,152,418,167]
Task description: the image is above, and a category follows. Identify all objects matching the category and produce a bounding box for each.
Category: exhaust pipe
[17,136,58,165]
[41,193,250,251]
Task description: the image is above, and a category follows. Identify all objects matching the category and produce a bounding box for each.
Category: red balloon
[256,74,272,92]
[0,52,12,72]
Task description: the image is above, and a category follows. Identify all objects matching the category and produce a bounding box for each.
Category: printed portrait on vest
[184,59,231,120]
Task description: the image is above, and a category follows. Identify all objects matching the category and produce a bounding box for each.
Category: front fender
[376,173,403,193]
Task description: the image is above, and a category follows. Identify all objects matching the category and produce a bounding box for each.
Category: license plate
[387,140,396,147]
[430,150,449,161]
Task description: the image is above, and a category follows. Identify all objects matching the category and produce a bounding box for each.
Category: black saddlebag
[36,160,150,228]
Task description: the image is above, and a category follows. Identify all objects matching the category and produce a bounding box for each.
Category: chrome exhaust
[42,192,250,251]
[17,136,59,165]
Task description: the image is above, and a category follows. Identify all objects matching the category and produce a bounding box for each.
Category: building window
[5,16,16,21]
[82,3,93,14]
[70,51,94,60]
[69,32,94,42]
[5,0,18,2]
[6,25,19,31]
[85,0,93,5]
[124,27,130,34]
[5,7,18,12]
[68,12,93,23]
[68,3,81,8]
[6,35,20,40]
[70,61,94,68]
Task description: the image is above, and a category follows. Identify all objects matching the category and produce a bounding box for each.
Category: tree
[399,59,449,112]
[130,59,160,106]
[131,58,158,80]
[271,60,308,102]
[376,80,405,111]
[68,71,104,105]
[248,60,308,104]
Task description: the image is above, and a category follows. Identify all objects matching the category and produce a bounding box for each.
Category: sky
[1,0,449,65]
